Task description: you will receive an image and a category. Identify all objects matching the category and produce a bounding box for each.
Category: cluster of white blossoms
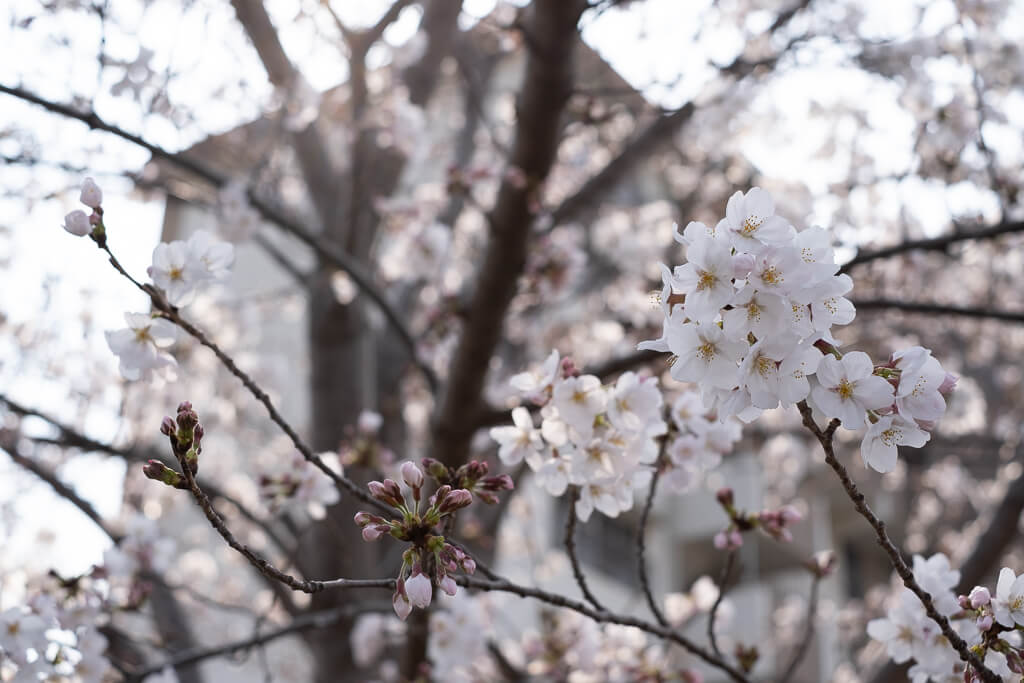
[0,589,110,683]
[491,351,666,521]
[661,391,741,493]
[148,230,234,308]
[259,450,342,519]
[102,515,177,607]
[63,179,238,381]
[641,188,954,473]
[868,554,1023,681]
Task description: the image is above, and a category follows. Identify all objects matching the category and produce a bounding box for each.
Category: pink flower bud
[361,526,383,542]
[713,531,728,550]
[731,253,755,279]
[976,614,993,631]
[79,177,103,209]
[969,586,991,608]
[439,575,457,596]
[63,210,91,236]
[160,416,176,436]
[392,589,412,621]
[716,488,734,507]
[405,572,433,609]
[728,529,743,548]
[938,372,958,397]
[401,461,424,489]
[778,505,802,524]
[810,550,837,577]
[368,479,404,507]
[438,488,473,514]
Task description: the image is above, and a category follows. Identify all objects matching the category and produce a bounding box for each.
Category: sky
[0,0,1020,587]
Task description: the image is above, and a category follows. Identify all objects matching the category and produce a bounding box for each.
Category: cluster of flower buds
[951,570,1024,678]
[354,461,478,620]
[62,177,105,243]
[420,457,514,505]
[712,487,803,549]
[144,401,203,489]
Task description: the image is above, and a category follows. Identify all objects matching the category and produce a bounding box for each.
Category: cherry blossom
[993,567,1024,628]
[811,351,895,429]
[64,209,91,236]
[489,407,542,466]
[104,312,178,381]
[860,415,930,473]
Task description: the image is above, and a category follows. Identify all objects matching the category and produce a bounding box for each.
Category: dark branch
[636,441,668,627]
[839,220,1024,273]
[851,299,1024,323]
[0,83,438,393]
[796,401,997,681]
[776,573,821,683]
[124,602,390,682]
[564,486,607,612]
[707,550,737,660]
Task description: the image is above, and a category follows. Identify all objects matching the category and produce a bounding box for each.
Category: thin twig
[564,486,606,612]
[457,574,751,683]
[124,602,390,681]
[796,401,998,681]
[636,441,668,627]
[98,241,388,514]
[708,550,737,660]
[171,438,393,595]
[0,430,120,542]
[839,220,1024,273]
[851,299,1024,323]
[776,573,821,683]
[0,83,437,393]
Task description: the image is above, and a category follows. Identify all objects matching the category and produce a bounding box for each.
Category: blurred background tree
[1,0,1023,681]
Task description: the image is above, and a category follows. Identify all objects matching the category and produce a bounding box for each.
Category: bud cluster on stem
[354,460,483,620]
[145,401,203,488]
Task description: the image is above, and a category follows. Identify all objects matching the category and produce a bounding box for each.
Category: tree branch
[0,429,120,542]
[636,442,668,627]
[708,550,737,660]
[796,401,997,681]
[851,299,1024,323]
[564,486,606,612]
[124,602,389,682]
[0,83,438,393]
[457,574,751,683]
[839,220,1024,273]
[776,573,821,683]
[427,0,589,468]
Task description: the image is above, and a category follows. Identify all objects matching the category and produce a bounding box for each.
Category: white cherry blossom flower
[104,313,178,381]
[79,177,103,209]
[718,187,795,252]
[722,286,788,341]
[666,322,745,389]
[673,233,735,322]
[777,344,822,406]
[552,375,607,441]
[510,349,560,400]
[893,348,948,423]
[405,572,433,609]
[809,274,856,331]
[151,240,200,306]
[747,246,807,298]
[993,567,1024,628]
[860,415,930,473]
[186,230,235,282]
[490,407,542,465]
[608,372,662,433]
[575,478,621,521]
[527,448,572,496]
[737,339,790,409]
[811,351,895,429]
[64,209,91,236]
